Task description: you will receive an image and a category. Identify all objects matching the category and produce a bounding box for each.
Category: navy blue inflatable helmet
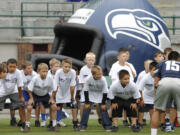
[28,0,171,75]
[67,0,171,75]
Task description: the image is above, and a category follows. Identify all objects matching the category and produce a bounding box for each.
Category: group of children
[0,48,179,134]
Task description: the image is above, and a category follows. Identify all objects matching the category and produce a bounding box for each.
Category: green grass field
[0,119,180,135]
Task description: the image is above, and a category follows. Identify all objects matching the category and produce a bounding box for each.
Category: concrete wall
[148,0,180,36]
[0,0,179,38]
[0,44,17,62]
[0,0,84,39]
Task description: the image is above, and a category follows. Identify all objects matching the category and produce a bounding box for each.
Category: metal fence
[0,2,179,37]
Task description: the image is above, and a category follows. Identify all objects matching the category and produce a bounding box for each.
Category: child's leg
[19,106,26,128]
[123,110,127,120]
[80,103,84,119]
[138,112,144,124]
[149,109,153,124]
[80,105,91,129]
[99,105,112,128]
[26,105,33,127]
[169,108,176,126]
[72,104,79,131]
[57,105,62,122]
[112,117,118,126]
[50,104,57,127]
[96,104,102,124]
[10,109,17,126]
[131,117,137,125]
[108,106,112,120]
[72,108,78,121]
[40,104,46,127]
[35,105,40,121]
[34,105,40,127]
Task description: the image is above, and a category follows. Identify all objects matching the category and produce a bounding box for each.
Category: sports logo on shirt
[5,78,17,83]
[105,9,170,50]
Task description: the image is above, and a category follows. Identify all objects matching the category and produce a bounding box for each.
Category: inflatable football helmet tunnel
[28,23,104,71]
[28,0,171,75]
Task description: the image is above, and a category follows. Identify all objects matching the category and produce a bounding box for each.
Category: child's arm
[70,86,75,100]
[101,78,108,110]
[154,76,160,93]
[84,91,90,109]
[17,71,24,102]
[49,91,56,104]
[28,90,34,105]
[130,102,137,110]
[130,97,138,110]
[125,63,136,78]
[18,87,24,102]
[49,78,57,104]
[139,90,144,107]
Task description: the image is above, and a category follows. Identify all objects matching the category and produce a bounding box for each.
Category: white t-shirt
[54,69,76,103]
[48,70,56,80]
[84,76,108,104]
[74,75,82,99]
[28,74,55,96]
[0,79,7,97]
[109,61,135,84]
[21,70,37,91]
[136,70,147,87]
[127,62,137,77]
[3,69,23,95]
[108,80,141,100]
[138,73,154,104]
[47,70,57,95]
[79,65,92,102]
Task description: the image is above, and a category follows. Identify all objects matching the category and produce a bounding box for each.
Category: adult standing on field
[151,51,180,135]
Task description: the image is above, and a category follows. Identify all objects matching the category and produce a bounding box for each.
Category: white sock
[151,128,157,135]
[52,120,56,127]
[26,121,30,127]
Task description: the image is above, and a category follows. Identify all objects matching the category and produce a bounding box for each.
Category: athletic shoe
[21,123,30,132]
[73,124,79,131]
[123,120,130,126]
[17,120,22,127]
[137,123,143,131]
[104,126,111,132]
[111,126,118,132]
[142,119,146,126]
[98,118,102,125]
[160,123,166,131]
[10,118,17,126]
[57,120,66,127]
[164,128,174,132]
[41,121,46,127]
[47,121,52,131]
[48,126,60,132]
[35,120,40,127]
[131,125,140,132]
[80,127,86,131]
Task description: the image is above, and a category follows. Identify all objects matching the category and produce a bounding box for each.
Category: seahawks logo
[105,9,170,51]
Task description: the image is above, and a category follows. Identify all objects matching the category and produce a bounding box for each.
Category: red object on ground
[175,113,180,127]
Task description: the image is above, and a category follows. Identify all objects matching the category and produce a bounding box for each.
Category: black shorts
[0,93,25,110]
[112,97,137,118]
[32,93,50,108]
[139,104,154,112]
[56,103,71,108]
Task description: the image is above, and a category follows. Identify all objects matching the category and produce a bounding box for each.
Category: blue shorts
[22,90,29,102]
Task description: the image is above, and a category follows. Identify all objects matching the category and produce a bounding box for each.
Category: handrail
[0,14,179,36]
[20,2,74,36]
